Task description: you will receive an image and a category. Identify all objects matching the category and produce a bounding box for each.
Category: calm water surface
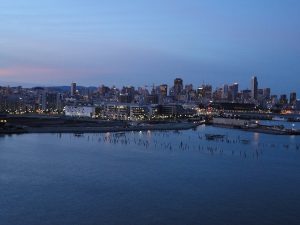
[0,125,300,225]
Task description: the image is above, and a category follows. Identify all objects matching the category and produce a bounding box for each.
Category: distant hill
[46,86,98,92]
[0,80,98,92]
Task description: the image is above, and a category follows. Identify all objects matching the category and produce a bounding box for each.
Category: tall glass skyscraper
[251,76,258,100]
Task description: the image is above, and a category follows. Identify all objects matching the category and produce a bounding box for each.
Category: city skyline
[0,0,300,93]
[0,76,297,98]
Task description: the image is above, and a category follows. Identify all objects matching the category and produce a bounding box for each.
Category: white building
[64,106,95,117]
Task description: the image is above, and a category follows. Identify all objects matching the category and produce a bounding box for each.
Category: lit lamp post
[0,119,7,127]
[292,123,295,131]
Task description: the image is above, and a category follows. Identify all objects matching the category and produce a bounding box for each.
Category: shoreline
[0,122,199,135]
[212,124,300,135]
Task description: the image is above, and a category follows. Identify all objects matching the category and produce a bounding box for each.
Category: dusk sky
[0,0,299,93]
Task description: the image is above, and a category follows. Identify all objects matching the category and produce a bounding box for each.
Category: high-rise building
[119,86,135,103]
[39,92,47,111]
[174,78,183,96]
[271,95,278,104]
[279,94,288,105]
[263,88,271,100]
[71,82,77,96]
[46,93,58,111]
[185,84,193,92]
[296,100,300,111]
[56,93,63,111]
[241,89,252,101]
[290,92,297,105]
[251,76,258,100]
[213,88,223,101]
[257,89,264,100]
[228,83,239,101]
[198,84,212,100]
[222,84,229,100]
[98,85,110,96]
[159,84,168,97]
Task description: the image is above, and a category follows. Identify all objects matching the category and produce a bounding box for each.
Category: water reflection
[1,127,300,225]
[54,126,300,161]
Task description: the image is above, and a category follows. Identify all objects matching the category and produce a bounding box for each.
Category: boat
[113,132,126,136]
[74,133,84,137]
[272,116,287,121]
[241,139,250,144]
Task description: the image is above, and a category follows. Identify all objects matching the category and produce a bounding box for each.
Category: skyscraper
[71,82,77,96]
[228,83,239,101]
[199,84,212,100]
[290,92,297,105]
[251,76,258,100]
[174,78,183,96]
[173,78,183,101]
[222,84,229,100]
[159,84,168,97]
[280,94,288,104]
[263,88,271,100]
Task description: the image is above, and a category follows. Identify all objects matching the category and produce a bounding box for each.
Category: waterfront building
[213,117,258,127]
[64,106,95,117]
[130,106,149,120]
[148,105,159,118]
[158,104,184,117]
[105,103,130,120]
[210,102,256,111]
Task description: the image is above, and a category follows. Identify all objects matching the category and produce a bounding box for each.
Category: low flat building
[213,117,257,127]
